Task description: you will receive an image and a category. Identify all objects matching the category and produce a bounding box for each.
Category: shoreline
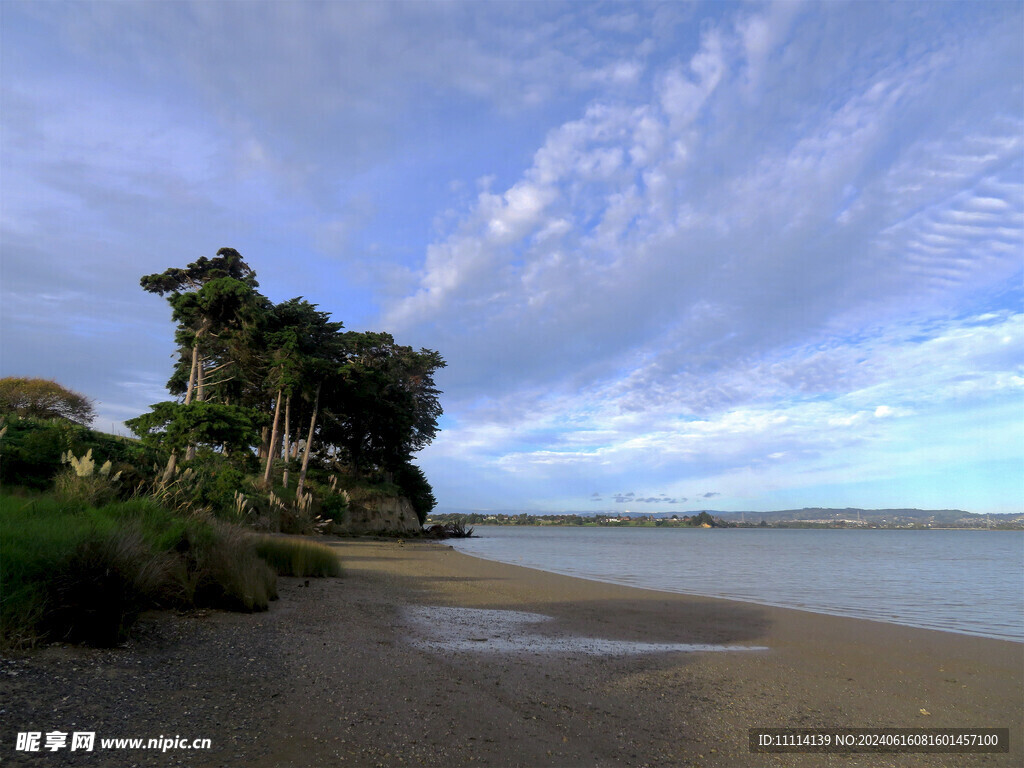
[4,538,1021,767]
[445,542,1024,644]
[442,525,1024,644]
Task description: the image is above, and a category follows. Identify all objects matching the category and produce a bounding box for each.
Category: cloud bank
[2,1,1021,512]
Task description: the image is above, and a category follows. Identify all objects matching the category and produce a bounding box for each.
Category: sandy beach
[3,539,1021,767]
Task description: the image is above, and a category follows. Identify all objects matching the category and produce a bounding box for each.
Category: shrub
[254,535,342,577]
[185,523,278,612]
[0,492,280,649]
[53,449,123,508]
[42,526,175,647]
[423,521,475,539]
[0,416,158,491]
[0,494,93,648]
[393,463,436,525]
[0,417,66,489]
[0,495,174,648]
[0,377,95,425]
[317,487,349,523]
[177,453,257,519]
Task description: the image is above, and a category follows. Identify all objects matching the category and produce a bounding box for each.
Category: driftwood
[422,522,475,539]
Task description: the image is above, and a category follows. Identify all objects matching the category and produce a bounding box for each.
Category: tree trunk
[185,340,199,405]
[185,357,205,462]
[196,356,206,402]
[263,388,283,487]
[282,393,292,488]
[259,426,269,460]
[164,337,201,481]
[296,382,320,498]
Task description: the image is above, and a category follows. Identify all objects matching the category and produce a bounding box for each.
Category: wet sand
[3,539,1021,767]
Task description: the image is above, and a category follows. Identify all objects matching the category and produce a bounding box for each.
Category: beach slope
[4,539,1020,767]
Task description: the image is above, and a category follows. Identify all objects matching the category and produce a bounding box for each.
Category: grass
[253,535,343,577]
[0,491,298,649]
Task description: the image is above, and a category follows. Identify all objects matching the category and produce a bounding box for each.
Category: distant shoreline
[429,511,1024,530]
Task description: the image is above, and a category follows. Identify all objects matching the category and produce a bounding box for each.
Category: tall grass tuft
[1,494,88,648]
[0,492,280,648]
[53,449,123,508]
[254,535,342,577]
[42,525,176,646]
[189,523,278,612]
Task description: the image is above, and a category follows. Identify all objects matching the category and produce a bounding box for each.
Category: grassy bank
[0,491,342,650]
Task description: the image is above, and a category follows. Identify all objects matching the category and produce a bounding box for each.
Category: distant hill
[707,508,981,525]
[435,507,1023,526]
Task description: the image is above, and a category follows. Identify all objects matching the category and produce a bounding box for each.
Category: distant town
[427,508,1024,530]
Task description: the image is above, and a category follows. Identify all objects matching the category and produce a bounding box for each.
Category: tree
[0,378,95,425]
[260,297,344,488]
[323,332,445,477]
[689,511,717,527]
[140,249,264,479]
[393,462,437,524]
[141,248,261,409]
[125,401,258,459]
[133,248,445,526]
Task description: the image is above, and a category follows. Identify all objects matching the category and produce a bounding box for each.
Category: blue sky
[1,1,1021,514]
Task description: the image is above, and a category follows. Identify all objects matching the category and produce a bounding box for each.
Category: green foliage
[54,471,119,509]
[42,525,176,646]
[334,474,403,504]
[688,511,717,527]
[0,377,95,425]
[0,493,100,648]
[0,416,157,491]
[323,332,445,475]
[316,488,349,524]
[184,523,278,613]
[0,417,66,488]
[393,462,436,525]
[195,459,249,512]
[0,492,283,649]
[126,401,259,455]
[139,247,259,296]
[253,536,342,577]
[135,248,445,531]
[53,449,124,508]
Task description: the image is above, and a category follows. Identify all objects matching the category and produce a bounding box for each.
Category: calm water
[447,526,1024,642]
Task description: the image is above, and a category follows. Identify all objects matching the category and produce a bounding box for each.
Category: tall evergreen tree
[132,248,445,524]
[138,249,263,480]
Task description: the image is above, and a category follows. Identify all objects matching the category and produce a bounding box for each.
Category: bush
[0,492,280,649]
[0,493,95,648]
[178,453,256,518]
[0,377,95,425]
[254,535,342,577]
[423,521,475,539]
[42,526,175,647]
[0,416,158,491]
[0,417,66,489]
[317,490,349,525]
[53,449,123,508]
[186,523,278,612]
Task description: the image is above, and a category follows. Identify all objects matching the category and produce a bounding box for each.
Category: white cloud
[421,309,1023,508]
[658,27,725,129]
[3,1,1020,511]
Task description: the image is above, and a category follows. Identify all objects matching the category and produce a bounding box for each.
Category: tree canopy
[127,249,445,512]
[0,377,96,425]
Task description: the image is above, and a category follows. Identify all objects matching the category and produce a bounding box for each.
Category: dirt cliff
[340,495,421,534]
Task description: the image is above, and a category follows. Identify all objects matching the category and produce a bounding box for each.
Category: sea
[446,526,1024,642]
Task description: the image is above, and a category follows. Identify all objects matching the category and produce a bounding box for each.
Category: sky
[1,1,1022,515]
